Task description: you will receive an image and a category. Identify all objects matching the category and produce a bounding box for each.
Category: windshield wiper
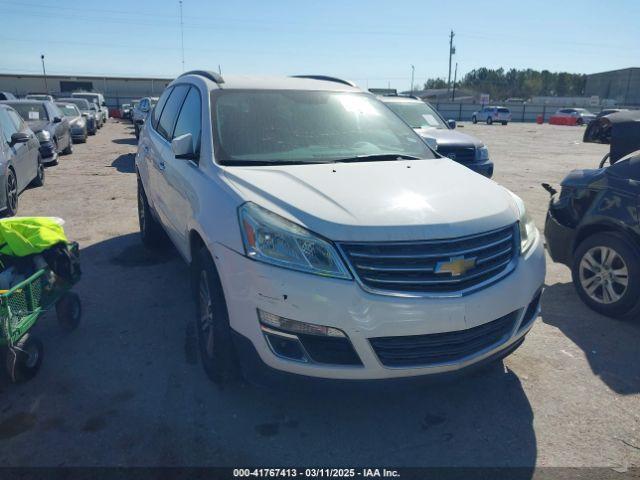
[333,153,421,163]
[219,159,331,166]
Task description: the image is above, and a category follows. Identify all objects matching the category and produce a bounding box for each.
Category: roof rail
[291,75,357,88]
[179,70,224,85]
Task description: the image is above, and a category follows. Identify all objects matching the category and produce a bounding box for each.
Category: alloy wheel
[579,246,629,304]
[7,171,17,212]
[198,270,215,360]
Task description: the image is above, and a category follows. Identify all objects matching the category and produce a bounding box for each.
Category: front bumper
[544,209,576,267]
[467,159,494,178]
[39,141,58,164]
[70,127,86,140]
[214,232,546,380]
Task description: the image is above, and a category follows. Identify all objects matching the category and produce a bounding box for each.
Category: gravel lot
[0,120,638,470]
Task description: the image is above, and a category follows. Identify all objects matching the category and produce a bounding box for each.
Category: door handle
[157,160,166,171]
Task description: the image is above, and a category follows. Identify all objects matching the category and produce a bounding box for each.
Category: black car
[0,104,44,216]
[544,111,640,319]
[0,100,72,164]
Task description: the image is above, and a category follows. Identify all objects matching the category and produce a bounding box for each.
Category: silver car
[56,102,87,143]
[57,98,97,135]
[380,95,494,178]
[132,97,158,139]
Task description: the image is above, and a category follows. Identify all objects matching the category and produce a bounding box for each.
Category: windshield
[73,94,98,104]
[57,104,79,117]
[212,91,434,164]
[6,102,48,121]
[383,100,447,129]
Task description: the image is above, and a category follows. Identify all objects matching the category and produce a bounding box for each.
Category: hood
[561,168,606,188]
[414,127,483,148]
[223,158,518,242]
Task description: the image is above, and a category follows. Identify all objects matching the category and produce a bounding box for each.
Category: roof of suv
[181,74,361,92]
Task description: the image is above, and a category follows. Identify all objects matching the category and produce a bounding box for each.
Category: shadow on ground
[112,137,137,146]
[0,233,537,469]
[111,154,136,173]
[541,282,640,395]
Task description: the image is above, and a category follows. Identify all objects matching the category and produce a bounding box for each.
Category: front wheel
[501,121,508,126]
[62,136,73,155]
[29,157,45,188]
[137,178,167,248]
[193,247,241,384]
[486,117,493,125]
[472,116,477,124]
[134,124,140,140]
[572,232,640,319]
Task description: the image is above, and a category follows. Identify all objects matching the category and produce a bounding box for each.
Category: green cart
[1,268,81,383]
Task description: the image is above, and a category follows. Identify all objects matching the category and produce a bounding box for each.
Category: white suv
[135,71,545,383]
[472,106,512,125]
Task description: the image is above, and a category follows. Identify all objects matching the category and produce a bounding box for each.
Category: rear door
[0,108,31,190]
[7,109,38,186]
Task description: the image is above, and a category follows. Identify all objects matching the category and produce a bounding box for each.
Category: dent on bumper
[214,233,546,380]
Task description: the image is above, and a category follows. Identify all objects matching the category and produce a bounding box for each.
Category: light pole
[410,64,415,95]
[40,54,48,93]
[179,0,185,72]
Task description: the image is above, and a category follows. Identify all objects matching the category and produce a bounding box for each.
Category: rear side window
[151,87,174,130]
[7,110,26,131]
[498,108,510,113]
[156,85,189,140]
[173,87,202,156]
[0,109,17,143]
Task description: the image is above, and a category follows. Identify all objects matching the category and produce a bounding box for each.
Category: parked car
[544,111,640,318]
[71,92,108,125]
[1,100,72,163]
[0,92,16,101]
[56,102,87,143]
[130,100,140,123]
[132,96,158,139]
[57,97,97,135]
[88,102,103,129]
[597,108,628,118]
[379,95,494,178]
[136,71,545,384]
[0,104,44,216]
[25,93,55,102]
[472,106,512,125]
[121,103,132,120]
[553,108,596,125]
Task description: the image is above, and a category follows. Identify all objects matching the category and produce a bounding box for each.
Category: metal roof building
[585,68,640,106]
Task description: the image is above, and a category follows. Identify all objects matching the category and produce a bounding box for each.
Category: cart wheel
[6,334,43,383]
[56,292,82,332]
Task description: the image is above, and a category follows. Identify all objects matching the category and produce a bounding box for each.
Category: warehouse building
[585,68,640,106]
[0,73,173,109]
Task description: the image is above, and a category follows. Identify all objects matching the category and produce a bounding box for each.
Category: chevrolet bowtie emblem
[435,256,477,276]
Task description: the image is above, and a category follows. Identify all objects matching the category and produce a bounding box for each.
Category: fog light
[258,309,346,337]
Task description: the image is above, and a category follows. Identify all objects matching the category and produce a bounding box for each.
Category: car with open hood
[379,95,494,178]
[135,71,545,384]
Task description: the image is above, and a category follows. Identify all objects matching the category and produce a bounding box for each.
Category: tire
[3,168,18,217]
[576,118,584,126]
[193,246,241,384]
[501,121,508,126]
[486,117,493,125]
[472,116,477,124]
[56,292,82,332]
[62,136,73,155]
[137,178,167,248]
[29,156,45,188]
[6,334,43,383]
[572,232,640,319]
[134,124,140,140]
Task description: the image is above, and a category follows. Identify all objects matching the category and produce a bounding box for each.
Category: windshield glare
[57,104,79,117]
[7,102,48,121]
[384,101,446,129]
[212,91,434,164]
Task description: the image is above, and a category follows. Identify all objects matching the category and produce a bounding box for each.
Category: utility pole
[40,54,48,93]
[179,0,185,72]
[447,30,455,91]
[452,62,458,101]
[410,64,415,95]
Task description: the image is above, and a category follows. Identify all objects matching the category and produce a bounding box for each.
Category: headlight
[476,145,489,161]
[36,130,51,142]
[509,192,538,254]
[239,202,351,279]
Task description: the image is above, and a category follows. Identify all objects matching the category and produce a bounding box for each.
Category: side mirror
[9,132,31,146]
[447,119,457,129]
[171,133,196,160]
[53,116,62,123]
[101,101,107,107]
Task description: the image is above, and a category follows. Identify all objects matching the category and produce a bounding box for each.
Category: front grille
[437,145,476,163]
[369,310,519,367]
[338,224,518,296]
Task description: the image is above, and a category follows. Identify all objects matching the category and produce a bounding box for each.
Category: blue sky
[1,0,638,91]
